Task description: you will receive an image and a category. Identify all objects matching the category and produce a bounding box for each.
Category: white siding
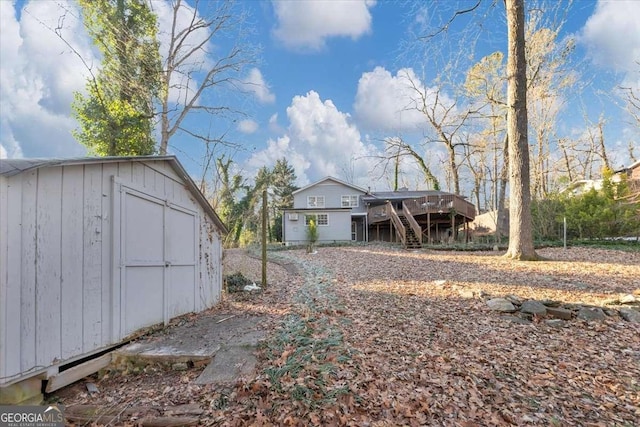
[283,210,352,244]
[0,159,223,386]
[293,179,366,212]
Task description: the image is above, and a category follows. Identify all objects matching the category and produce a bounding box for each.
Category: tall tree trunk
[447,143,461,194]
[496,132,509,241]
[598,120,610,170]
[504,0,539,260]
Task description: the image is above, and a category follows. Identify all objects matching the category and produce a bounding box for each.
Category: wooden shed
[0,156,226,398]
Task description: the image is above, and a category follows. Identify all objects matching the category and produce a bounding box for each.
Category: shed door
[117,185,198,337]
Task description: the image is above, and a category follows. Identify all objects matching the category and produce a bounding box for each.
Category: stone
[545,319,565,329]
[520,300,547,316]
[577,307,606,322]
[503,315,531,325]
[619,308,640,323]
[458,289,475,299]
[487,298,517,313]
[171,362,188,371]
[546,307,573,320]
[540,299,561,307]
[620,294,637,304]
[433,280,447,287]
[505,294,523,305]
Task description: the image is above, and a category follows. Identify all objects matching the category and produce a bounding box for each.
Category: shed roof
[0,156,227,233]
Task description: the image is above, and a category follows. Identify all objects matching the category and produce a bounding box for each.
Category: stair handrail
[402,201,423,244]
[387,202,406,246]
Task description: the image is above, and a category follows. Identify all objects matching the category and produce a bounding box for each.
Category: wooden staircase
[397,213,422,249]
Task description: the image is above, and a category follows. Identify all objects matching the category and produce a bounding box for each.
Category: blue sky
[1,0,639,194]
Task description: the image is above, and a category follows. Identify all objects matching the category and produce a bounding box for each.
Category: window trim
[307,195,325,208]
[305,213,329,226]
[341,195,359,208]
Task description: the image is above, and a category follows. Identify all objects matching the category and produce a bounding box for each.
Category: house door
[115,183,198,338]
[351,221,357,241]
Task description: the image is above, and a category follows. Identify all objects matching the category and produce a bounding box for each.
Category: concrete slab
[194,345,260,385]
[114,313,265,364]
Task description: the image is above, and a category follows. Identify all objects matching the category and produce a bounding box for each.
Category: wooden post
[451,213,456,243]
[427,212,431,244]
[262,190,267,289]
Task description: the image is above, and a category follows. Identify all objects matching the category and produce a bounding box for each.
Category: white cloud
[237,119,259,134]
[268,113,284,134]
[272,0,376,51]
[247,91,381,187]
[353,67,453,132]
[0,1,91,158]
[238,68,275,104]
[581,1,640,76]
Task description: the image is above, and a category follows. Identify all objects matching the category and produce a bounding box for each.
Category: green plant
[307,219,318,253]
[224,272,252,293]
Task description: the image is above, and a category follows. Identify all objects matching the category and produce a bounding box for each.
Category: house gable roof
[615,159,640,174]
[0,155,227,234]
[292,176,368,195]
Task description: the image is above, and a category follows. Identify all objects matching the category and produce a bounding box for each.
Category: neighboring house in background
[282,177,476,248]
[561,159,640,199]
[469,209,509,238]
[616,159,640,202]
[0,156,226,404]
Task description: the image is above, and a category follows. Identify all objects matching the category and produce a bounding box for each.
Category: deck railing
[402,201,423,243]
[403,194,476,220]
[368,203,390,224]
[388,203,406,246]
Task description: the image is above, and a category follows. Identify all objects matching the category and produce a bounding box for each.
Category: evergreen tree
[73,0,162,156]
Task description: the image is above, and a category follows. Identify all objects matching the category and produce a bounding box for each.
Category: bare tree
[504,0,539,260]
[404,75,477,194]
[620,61,640,130]
[155,0,255,155]
[525,5,577,198]
[378,136,441,190]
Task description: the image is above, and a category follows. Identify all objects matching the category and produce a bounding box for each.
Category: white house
[282,176,477,248]
[282,177,369,245]
[0,156,226,402]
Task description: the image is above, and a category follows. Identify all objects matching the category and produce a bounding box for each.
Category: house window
[305,214,328,226]
[307,196,325,208]
[341,195,359,207]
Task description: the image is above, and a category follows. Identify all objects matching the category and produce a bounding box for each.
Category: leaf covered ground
[56,245,640,426]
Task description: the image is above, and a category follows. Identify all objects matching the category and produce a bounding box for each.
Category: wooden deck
[367,194,476,247]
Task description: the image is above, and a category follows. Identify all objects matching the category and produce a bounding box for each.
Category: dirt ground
[52,245,640,426]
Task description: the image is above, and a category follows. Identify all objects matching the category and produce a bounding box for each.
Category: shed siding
[101,163,118,345]
[35,168,63,368]
[60,166,84,360]
[82,165,104,351]
[20,171,37,375]
[0,159,223,386]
